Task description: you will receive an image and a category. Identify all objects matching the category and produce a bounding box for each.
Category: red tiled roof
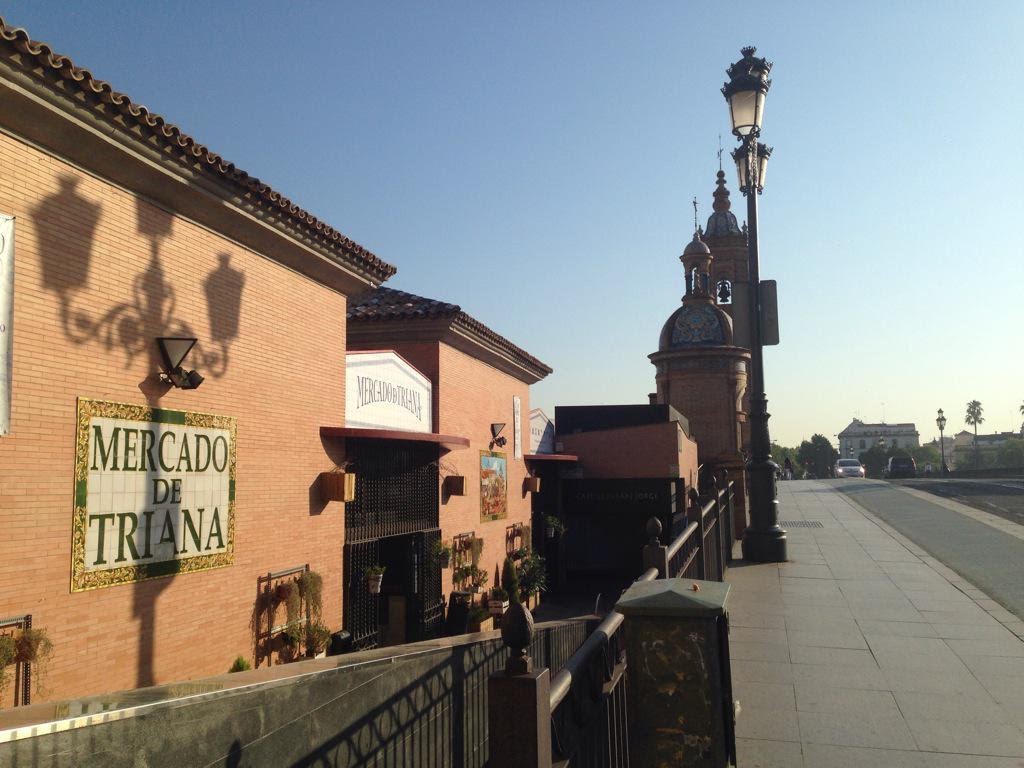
[0,17,396,282]
[349,288,553,376]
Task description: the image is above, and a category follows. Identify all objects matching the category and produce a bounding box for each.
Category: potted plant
[365,565,386,595]
[469,567,488,595]
[488,588,509,616]
[468,604,493,633]
[453,564,473,587]
[544,515,566,540]
[229,656,252,673]
[306,622,332,658]
[524,476,542,494]
[283,622,305,650]
[431,539,453,569]
[320,464,357,503]
[519,552,548,610]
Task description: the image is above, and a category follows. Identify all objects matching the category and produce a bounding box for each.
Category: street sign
[760,279,779,346]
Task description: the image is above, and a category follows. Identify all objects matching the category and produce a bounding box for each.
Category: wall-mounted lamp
[156,337,204,389]
[490,422,507,449]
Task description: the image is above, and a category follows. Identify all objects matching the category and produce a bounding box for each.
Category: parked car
[834,459,866,478]
[885,456,916,479]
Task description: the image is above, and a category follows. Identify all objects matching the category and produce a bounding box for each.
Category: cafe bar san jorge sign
[72,398,236,591]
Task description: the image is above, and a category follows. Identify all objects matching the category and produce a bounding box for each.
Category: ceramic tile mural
[71,398,236,591]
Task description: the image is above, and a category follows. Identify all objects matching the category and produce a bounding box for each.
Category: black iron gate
[408,528,445,642]
[343,538,383,650]
[342,439,444,650]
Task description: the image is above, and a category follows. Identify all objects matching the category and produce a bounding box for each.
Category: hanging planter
[523,476,541,494]
[320,470,356,503]
[544,515,566,540]
[431,539,453,569]
[365,565,385,595]
[443,475,466,497]
[274,581,294,604]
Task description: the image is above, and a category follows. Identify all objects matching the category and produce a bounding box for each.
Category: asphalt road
[833,479,1024,620]
[900,477,1024,525]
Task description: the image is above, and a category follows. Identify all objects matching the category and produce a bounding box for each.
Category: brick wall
[559,422,698,488]
[434,344,532,595]
[0,132,350,701]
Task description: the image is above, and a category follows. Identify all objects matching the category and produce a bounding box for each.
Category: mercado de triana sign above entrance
[345,351,432,433]
[71,398,236,591]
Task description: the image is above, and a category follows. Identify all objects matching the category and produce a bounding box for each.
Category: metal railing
[488,481,736,768]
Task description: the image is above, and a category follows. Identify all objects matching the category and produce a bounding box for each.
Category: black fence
[488,480,735,768]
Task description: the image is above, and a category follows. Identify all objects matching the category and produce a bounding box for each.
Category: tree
[965,400,984,467]
[999,438,1024,469]
[911,445,941,471]
[797,434,839,478]
[859,445,888,478]
[771,443,804,478]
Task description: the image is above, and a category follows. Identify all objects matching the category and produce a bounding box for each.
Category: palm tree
[965,400,984,468]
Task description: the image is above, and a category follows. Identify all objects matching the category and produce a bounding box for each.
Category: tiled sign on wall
[71,398,236,591]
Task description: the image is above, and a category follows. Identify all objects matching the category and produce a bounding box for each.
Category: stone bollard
[486,601,552,768]
[616,578,735,767]
[642,516,669,578]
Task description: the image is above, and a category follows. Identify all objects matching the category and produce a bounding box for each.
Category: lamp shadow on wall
[32,176,246,398]
[32,178,247,689]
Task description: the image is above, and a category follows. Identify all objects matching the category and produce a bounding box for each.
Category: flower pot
[488,599,509,616]
[437,551,451,569]
[524,476,541,494]
[320,471,356,502]
[367,574,383,594]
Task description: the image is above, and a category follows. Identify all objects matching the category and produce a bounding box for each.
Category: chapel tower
[650,228,750,534]
[703,170,754,453]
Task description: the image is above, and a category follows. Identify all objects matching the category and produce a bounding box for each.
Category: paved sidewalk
[729,480,1024,768]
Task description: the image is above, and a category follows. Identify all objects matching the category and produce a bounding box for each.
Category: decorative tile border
[71,398,236,591]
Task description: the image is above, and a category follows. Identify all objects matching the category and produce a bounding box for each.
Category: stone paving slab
[729,480,1024,766]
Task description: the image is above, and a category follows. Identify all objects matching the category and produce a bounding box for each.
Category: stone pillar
[616,579,734,768]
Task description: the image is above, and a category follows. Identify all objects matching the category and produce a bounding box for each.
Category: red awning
[524,453,578,463]
[320,426,470,452]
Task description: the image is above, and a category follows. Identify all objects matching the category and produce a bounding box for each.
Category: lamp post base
[741,528,788,563]
[742,457,788,563]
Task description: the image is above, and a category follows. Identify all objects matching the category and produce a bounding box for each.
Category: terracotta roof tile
[350,288,552,376]
[0,17,396,282]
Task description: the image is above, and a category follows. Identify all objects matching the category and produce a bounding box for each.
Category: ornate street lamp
[723,47,787,563]
[936,409,948,475]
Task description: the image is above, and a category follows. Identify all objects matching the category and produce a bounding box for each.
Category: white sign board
[513,396,522,460]
[0,215,13,435]
[529,408,555,454]
[72,399,236,590]
[346,351,432,433]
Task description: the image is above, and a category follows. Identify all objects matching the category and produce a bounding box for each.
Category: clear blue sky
[7,1,1023,447]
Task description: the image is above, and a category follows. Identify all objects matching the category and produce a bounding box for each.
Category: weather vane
[692,197,699,232]
[717,134,723,172]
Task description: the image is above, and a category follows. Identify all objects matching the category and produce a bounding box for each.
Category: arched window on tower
[716,279,732,305]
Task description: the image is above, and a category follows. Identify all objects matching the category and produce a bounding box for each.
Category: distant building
[838,419,920,458]
[529,408,555,454]
[952,429,1022,467]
